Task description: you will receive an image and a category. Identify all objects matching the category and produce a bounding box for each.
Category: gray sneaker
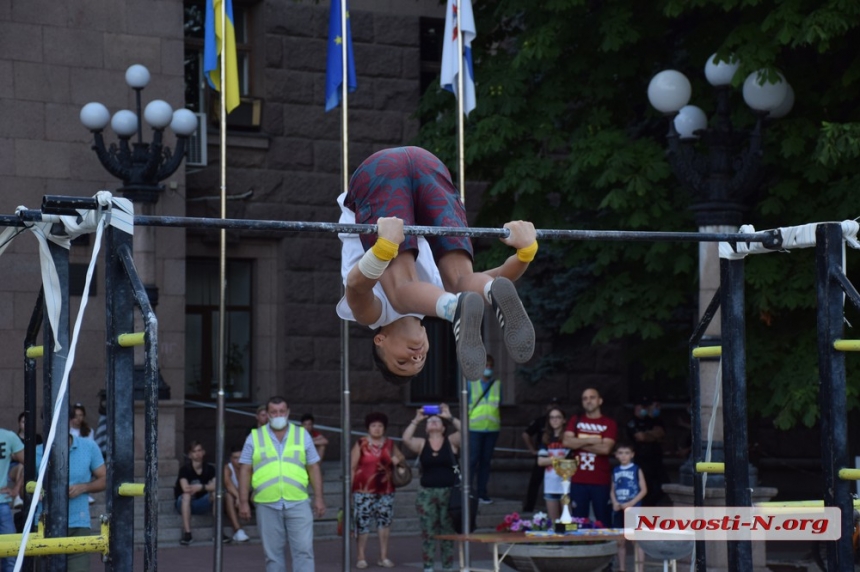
[452,292,485,380]
[488,277,534,363]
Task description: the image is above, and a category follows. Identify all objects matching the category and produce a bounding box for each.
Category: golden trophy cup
[551,457,579,533]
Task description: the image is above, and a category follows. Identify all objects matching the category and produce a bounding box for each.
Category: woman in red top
[350,412,405,569]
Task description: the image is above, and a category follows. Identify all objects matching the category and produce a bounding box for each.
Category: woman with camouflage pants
[402,404,462,572]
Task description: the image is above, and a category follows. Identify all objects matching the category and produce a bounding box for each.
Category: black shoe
[488,277,534,363]
[180,532,193,545]
[452,292,485,380]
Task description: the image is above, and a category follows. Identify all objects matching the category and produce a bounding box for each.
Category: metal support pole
[21,290,43,572]
[118,243,160,571]
[105,227,136,571]
[688,287,720,572]
[719,258,752,572]
[459,373,471,567]
[815,223,854,572]
[341,319,352,570]
[44,240,69,572]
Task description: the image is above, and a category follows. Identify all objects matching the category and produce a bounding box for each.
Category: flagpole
[213,0,228,569]
[454,2,472,569]
[339,1,353,571]
[456,0,466,205]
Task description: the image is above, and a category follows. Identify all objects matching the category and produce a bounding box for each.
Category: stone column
[663,484,779,572]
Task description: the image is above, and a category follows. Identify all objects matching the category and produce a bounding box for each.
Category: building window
[410,318,459,403]
[184,0,253,114]
[419,17,445,99]
[185,259,253,400]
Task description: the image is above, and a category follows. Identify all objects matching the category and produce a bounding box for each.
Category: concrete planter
[499,540,618,572]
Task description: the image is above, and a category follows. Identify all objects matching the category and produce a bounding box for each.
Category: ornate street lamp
[80,64,198,204]
[647,55,793,226]
[647,55,793,492]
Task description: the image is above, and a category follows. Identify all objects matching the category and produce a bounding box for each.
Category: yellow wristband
[371,237,400,261]
[516,241,538,263]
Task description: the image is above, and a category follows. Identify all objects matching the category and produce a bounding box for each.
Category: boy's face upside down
[373,317,429,377]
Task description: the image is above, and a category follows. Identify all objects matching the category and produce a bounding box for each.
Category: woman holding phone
[401,403,461,572]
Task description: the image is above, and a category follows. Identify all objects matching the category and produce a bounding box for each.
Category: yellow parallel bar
[834,340,860,352]
[25,345,43,359]
[838,468,860,480]
[695,462,725,474]
[0,521,109,557]
[758,499,860,508]
[118,332,145,347]
[119,483,144,497]
[692,346,722,358]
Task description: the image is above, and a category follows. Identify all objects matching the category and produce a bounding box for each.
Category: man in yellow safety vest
[468,354,501,505]
[238,396,326,572]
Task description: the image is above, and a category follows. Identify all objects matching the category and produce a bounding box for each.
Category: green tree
[416,0,860,428]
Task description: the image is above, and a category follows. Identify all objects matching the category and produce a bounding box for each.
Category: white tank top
[227,462,239,489]
[335,192,444,329]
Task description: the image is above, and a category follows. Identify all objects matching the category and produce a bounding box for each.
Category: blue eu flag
[325,0,357,112]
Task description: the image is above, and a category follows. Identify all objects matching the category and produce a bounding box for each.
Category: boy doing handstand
[336,146,537,384]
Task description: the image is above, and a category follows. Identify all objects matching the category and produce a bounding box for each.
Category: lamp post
[648,55,793,485]
[648,55,792,572]
[80,64,198,204]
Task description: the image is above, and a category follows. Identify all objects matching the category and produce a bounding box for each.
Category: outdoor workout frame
[0,194,853,572]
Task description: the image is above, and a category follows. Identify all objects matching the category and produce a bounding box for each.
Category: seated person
[337,146,538,384]
[301,413,329,461]
[223,445,249,542]
[174,441,216,545]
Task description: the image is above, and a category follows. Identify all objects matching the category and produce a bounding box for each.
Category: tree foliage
[416,0,860,428]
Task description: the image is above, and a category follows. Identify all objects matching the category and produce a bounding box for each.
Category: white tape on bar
[720,220,860,260]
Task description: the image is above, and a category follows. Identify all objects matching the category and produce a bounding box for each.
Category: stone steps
[68,462,524,547]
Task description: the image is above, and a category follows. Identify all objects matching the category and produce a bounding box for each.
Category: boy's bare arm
[345,217,405,325]
[481,221,537,281]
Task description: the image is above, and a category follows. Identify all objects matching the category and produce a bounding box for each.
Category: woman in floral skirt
[351,412,405,569]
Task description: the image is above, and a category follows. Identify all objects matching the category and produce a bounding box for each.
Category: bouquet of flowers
[496,511,553,533]
[496,512,604,533]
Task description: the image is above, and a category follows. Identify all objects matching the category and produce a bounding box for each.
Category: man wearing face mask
[626,396,667,506]
[238,396,326,572]
[468,355,501,505]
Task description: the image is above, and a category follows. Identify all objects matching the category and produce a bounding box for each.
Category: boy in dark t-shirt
[174,441,217,545]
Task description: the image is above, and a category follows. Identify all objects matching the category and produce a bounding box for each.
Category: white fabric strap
[4,193,135,350]
[719,220,860,260]
[14,206,107,572]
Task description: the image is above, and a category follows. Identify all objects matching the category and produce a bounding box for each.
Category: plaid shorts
[345,146,473,260]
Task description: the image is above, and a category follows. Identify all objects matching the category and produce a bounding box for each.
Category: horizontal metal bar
[11,204,784,245]
[834,340,860,352]
[25,345,43,359]
[118,332,145,347]
[757,500,860,508]
[118,483,145,496]
[695,462,725,474]
[692,346,722,358]
[0,522,109,557]
[838,468,860,480]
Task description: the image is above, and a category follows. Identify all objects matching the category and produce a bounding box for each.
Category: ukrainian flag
[204,0,240,114]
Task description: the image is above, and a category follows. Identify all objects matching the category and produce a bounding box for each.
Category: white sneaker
[13,496,23,509]
[232,529,250,542]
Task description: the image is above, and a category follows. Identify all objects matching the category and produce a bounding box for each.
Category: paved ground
[56,532,820,571]
[126,533,509,571]
[67,536,816,572]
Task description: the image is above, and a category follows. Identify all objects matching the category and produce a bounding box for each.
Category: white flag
[440,0,476,116]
